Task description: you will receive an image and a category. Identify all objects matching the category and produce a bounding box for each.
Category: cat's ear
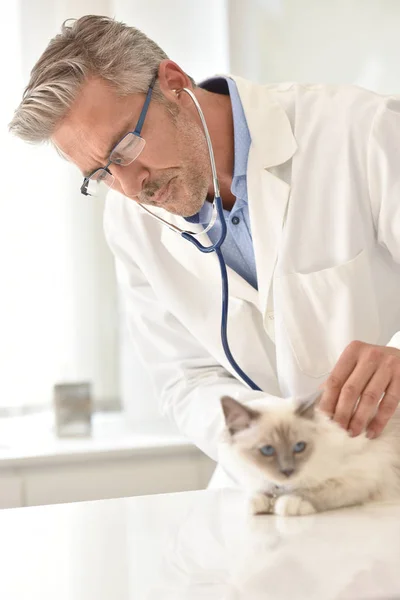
[294,392,320,420]
[220,396,260,435]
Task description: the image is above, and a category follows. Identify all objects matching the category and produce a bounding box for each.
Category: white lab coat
[104,76,400,487]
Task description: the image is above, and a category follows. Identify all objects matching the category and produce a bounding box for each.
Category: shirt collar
[198,76,250,180]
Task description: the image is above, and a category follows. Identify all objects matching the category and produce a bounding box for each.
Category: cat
[218,393,400,516]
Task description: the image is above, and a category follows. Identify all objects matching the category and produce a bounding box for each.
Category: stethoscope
[139,87,262,392]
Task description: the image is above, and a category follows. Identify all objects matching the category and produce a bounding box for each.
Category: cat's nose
[281,468,294,478]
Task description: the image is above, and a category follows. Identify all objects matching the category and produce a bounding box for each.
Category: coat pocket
[275,249,381,378]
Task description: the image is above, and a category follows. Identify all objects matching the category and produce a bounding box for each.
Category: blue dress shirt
[185,76,258,290]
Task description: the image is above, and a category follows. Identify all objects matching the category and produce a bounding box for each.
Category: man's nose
[109,162,147,198]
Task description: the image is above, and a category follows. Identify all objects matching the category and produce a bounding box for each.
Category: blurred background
[1,0,399,509]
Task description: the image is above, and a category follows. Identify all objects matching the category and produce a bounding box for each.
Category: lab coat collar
[229,74,298,169]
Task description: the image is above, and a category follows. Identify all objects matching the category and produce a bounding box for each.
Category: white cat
[218,394,400,516]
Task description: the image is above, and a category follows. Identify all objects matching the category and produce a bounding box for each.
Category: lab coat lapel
[247,158,292,324]
[232,76,298,324]
[160,217,259,306]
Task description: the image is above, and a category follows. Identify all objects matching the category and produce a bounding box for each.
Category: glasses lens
[110,132,146,166]
[84,169,115,197]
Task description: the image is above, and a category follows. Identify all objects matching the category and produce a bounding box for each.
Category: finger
[348,365,391,436]
[319,342,359,416]
[333,358,377,430]
[367,379,400,438]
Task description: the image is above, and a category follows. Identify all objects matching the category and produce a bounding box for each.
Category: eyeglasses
[80,74,158,197]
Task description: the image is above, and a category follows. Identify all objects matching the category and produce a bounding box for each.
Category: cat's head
[220,394,320,484]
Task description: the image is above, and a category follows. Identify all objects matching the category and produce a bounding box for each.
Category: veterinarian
[10,16,400,486]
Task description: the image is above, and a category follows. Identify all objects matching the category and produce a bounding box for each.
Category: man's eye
[98,170,109,182]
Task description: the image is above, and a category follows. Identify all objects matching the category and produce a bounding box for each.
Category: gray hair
[9,14,195,144]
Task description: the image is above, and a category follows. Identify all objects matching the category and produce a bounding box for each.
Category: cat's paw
[249,492,274,515]
[274,494,316,517]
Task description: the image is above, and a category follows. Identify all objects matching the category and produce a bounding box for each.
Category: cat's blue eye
[260,445,275,456]
[293,441,306,453]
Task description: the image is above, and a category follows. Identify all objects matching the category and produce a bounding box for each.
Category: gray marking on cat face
[252,421,315,482]
[221,395,317,483]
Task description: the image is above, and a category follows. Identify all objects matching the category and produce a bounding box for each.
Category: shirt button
[231,216,240,225]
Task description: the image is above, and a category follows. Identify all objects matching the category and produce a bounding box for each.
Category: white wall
[1,0,119,410]
[229,0,400,94]
[113,0,229,81]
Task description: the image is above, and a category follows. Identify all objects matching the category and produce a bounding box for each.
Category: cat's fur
[218,394,400,516]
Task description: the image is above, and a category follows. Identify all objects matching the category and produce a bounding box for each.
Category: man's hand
[319,341,400,438]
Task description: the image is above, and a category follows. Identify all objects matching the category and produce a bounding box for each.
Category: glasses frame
[80,74,158,196]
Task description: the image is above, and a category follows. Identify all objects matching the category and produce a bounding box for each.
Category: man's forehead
[52,119,105,175]
[71,76,133,118]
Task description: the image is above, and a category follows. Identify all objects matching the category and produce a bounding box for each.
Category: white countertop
[0,412,193,468]
[1,489,400,599]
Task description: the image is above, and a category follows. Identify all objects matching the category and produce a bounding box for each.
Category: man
[9,15,400,484]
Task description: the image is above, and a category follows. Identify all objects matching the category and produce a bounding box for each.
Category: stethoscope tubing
[141,86,262,392]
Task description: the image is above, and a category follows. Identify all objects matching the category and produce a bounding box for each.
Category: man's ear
[157,59,192,102]
[294,392,320,420]
[220,396,260,435]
